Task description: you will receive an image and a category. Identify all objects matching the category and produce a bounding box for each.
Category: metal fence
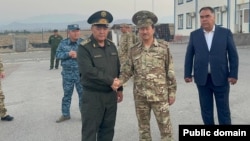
[0,29,92,52]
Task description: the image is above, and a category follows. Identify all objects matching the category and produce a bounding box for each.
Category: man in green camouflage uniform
[117,10,177,141]
[0,57,14,121]
[48,29,63,70]
[128,24,139,43]
[118,24,139,86]
[118,23,138,65]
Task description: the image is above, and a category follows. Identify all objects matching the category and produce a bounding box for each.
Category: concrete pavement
[0,44,249,141]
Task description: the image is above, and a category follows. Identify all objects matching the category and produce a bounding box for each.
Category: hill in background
[0,14,173,32]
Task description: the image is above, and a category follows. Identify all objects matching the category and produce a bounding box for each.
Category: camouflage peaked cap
[132,10,158,28]
[87,10,113,27]
[120,23,130,28]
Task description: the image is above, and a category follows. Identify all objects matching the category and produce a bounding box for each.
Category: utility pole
[249,0,250,32]
[152,0,154,12]
[134,0,136,12]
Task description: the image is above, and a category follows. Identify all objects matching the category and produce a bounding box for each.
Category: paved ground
[0,44,249,141]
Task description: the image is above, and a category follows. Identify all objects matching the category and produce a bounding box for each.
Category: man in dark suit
[184,6,239,125]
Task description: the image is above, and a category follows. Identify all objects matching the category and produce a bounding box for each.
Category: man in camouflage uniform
[0,58,14,121]
[55,24,83,123]
[118,24,139,86]
[48,29,63,70]
[118,23,138,65]
[128,24,139,43]
[117,10,177,141]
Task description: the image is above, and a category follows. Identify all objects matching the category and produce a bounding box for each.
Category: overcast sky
[0,0,174,24]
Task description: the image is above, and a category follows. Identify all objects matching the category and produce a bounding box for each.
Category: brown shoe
[56,116,70,123]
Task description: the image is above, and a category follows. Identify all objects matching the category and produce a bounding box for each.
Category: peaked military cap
[132,10,158,28]
[120,23,130,28]
[53,29,58,32]
[87,10,113,26]
[68,24,80,30]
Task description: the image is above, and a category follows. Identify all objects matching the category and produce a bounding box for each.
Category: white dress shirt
[203,25,215,73]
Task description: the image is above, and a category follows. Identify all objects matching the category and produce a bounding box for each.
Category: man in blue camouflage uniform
[55,24,83,123]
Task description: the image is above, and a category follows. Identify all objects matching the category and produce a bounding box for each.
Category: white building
[174,0,250,36]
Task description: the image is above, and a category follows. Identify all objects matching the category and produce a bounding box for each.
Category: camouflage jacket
[56,38,83,70]
[118,32,139,65]
[119,39,177,101]
[48,35,63,48]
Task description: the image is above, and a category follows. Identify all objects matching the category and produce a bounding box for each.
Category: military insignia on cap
[87,10,113,25]
[99,19,108,24]
[101,11,106,17]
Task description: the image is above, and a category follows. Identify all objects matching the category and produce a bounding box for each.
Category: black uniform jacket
[77,35,122,92]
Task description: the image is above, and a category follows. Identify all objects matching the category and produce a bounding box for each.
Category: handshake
[111,78,122,91]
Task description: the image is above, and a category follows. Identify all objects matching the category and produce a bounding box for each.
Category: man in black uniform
[77,10,123,141]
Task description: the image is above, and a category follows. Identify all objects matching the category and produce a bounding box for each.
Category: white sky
[0,0,174,24]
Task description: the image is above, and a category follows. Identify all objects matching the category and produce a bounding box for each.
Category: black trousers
[196,74,231,125]
[81,89,117,141]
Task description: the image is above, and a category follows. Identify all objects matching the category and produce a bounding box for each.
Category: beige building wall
[174,0,250,36]
[174,0,196,36]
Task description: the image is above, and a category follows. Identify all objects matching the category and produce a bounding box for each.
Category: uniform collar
[152,38,159,47]
[138,38,159,47]
[67,38,81,45]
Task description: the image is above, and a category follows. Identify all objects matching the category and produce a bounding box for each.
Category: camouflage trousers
[61,69,83,117]
[0,80,7,117]
[134,100,174,141]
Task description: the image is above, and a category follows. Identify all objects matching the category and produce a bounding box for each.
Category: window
[215,12,222,25]
[186,0,192,2]
[214,8,222,25]
[186,13,192,29]
[178,14,184,29]
[178,0,183,5]
[244,9,249,23]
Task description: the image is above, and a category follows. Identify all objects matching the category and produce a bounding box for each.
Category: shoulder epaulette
[157,39,168,44]
[62,38,68,41]
[157,39,169,47]
[60,38,67,43]
[80,38,91,46]
[107,38,115,45]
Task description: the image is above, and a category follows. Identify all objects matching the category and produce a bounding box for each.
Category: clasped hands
[111,78,121,91]
[69,50,77,58]
[111,78,123,103]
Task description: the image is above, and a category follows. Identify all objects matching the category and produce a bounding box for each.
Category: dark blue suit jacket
[184,25,239,86]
